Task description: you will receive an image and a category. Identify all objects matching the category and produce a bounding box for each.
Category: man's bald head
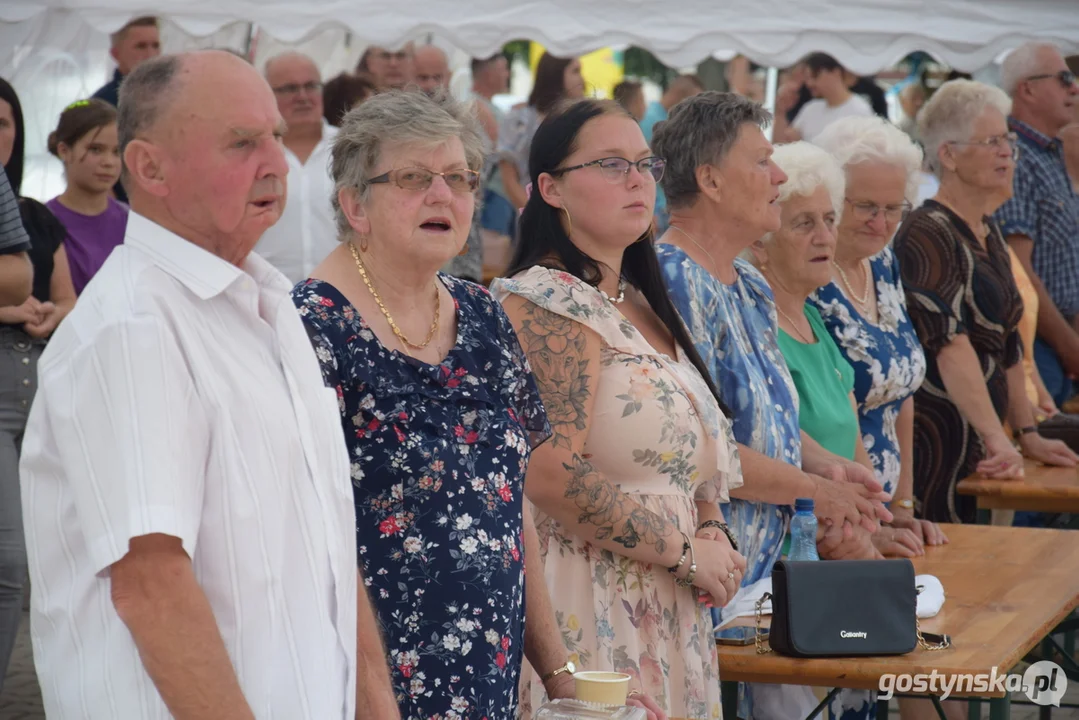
[119,50,288,262]
[264,52,324,133]
[414,45,450,96]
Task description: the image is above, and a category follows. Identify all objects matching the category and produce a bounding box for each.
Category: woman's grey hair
[916,79,1012,177]
[651,91,772,210]
[755,142,846,251]
[1000,42,1060,96]
[813,115,924,204]
[330,90,485,238]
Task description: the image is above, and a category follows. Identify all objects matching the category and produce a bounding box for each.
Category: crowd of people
[0,14,1077,720]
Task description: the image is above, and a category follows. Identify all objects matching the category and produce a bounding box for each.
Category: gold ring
[728,572,735,580]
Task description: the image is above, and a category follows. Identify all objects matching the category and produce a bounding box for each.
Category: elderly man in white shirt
[19,50,399,720]
[254,52,339,284]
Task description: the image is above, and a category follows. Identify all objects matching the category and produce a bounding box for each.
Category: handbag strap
[754,592,772,654]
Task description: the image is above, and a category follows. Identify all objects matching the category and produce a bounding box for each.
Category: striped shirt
[0,165,30,254]
[20,211,358,719]
[994,117,1079,318]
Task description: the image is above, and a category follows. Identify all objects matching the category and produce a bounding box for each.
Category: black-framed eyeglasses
[367,167,481,193]
[1024,70,1077,89]
[844,198,913,223]
[550,156,666,184]
[272,81,323,97]
[948,132,1020,161]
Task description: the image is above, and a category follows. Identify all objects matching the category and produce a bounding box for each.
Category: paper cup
[573,671,631,706]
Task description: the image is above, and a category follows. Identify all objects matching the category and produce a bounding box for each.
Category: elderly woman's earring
[358,233,369,252]
[561,207,574,238]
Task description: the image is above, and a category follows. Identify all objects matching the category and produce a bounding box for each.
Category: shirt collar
[1009,116,1060,151]
[124,211,291,300]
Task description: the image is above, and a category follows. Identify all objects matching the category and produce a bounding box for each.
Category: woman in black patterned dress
[894,79,1077,524]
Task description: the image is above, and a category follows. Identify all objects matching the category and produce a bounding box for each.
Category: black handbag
[753,559,950,658]
[1037,413,1079,453]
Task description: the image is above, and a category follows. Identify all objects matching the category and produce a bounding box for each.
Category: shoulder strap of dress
[490,266,643,354]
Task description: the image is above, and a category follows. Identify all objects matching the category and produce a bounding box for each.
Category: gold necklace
[670,225,719,277]
[775,303,814,344]
[348,241,440,351]
[833,258,872,307]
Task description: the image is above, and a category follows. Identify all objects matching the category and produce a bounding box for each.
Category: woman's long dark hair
[507,99,730,417]
[528,53,574,115]
[0,77,25,195]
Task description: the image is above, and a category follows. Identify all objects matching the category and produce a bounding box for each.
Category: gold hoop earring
[560,207,574,238]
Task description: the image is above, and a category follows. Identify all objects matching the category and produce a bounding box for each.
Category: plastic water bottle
[788,498,820,561]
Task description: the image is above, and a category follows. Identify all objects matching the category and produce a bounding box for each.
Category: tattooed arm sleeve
[500,294,680,566]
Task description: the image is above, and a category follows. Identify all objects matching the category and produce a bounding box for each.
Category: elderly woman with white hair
[751,140,950,720]
[291,91,586,720]
[807,116,948,550]
[894,79,1078,526]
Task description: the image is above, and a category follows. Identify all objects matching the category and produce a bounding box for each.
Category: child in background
[45,99,127,295]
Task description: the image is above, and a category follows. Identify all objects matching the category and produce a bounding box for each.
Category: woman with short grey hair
[894,79,1078,526]
[291,91,577,720]
[654,91,892,719]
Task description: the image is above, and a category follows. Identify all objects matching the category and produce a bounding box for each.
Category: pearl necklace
[833,258,872,308]
[600,278,627,304]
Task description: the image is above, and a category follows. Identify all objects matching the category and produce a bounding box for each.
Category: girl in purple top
[44,99,127,295]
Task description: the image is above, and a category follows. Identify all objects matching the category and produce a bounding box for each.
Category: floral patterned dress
[292,276,551,720]
[657,244,802,720]
[491,266,742,720]
[810,248,927,497]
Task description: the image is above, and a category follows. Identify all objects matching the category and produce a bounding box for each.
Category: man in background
[414,45,450,96]
[996,42,1079,409]
[253,52,339,284]
[356,44,414,91]
[91,16,161,107]
[774,52,874,143]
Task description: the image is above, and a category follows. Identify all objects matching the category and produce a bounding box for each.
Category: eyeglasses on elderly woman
[844,198,913,224]
[549,155,666,183]
[367,166,481,193]
[947,132,1020,161]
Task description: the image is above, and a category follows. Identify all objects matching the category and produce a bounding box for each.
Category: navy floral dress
[292,276,550,720]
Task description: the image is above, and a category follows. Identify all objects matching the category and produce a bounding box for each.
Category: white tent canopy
[2,0,1078,200]
[5,0,1079,75]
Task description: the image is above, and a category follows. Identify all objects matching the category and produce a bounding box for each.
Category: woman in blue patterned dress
[291,91,582,720]
[652,92,892,719]
[811,116,949,546]
[809,116,950,720]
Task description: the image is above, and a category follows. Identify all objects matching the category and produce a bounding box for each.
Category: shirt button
[22,357,29,365]
[22,379,30,386]
[21,400,27,407]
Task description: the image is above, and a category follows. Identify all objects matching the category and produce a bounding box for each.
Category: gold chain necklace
[833,258,872,307]
[670,225,719,277]
[348,241,440,351]
[775,303,814,344]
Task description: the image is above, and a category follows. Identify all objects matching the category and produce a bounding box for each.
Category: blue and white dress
[810,248,927,498]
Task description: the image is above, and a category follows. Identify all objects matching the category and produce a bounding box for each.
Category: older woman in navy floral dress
[291,92,596,720]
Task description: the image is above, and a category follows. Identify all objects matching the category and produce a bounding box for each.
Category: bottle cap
[794,497,814,512]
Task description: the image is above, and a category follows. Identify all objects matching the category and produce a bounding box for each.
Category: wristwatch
[541,660,576,683]
[1013,425,1038,440]
[894,499,915,510]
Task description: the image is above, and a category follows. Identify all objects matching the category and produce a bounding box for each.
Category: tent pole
[763,66,779,142]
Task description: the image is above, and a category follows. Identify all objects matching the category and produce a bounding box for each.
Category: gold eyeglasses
[367,167,481,193]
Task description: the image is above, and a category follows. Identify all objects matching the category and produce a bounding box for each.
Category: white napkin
[915,574,945,618]
[712,572,945,629]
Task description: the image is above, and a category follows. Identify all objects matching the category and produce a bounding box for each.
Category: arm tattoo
[563,454,673,554]
[514,304,591,450]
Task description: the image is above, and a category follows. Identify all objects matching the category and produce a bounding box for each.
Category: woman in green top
[746,142,923,559]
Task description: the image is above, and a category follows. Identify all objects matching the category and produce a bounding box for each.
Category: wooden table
[958,460,1079,514]
[715,524,1079,719]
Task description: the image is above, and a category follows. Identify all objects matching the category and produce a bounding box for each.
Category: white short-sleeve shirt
[20,211,358,719]
[252,122,340,284]
[792,94,875,143]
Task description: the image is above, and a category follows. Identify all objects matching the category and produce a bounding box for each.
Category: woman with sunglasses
[494,98,745,720]
[894,80,1077,527]
[292,91,575,720]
